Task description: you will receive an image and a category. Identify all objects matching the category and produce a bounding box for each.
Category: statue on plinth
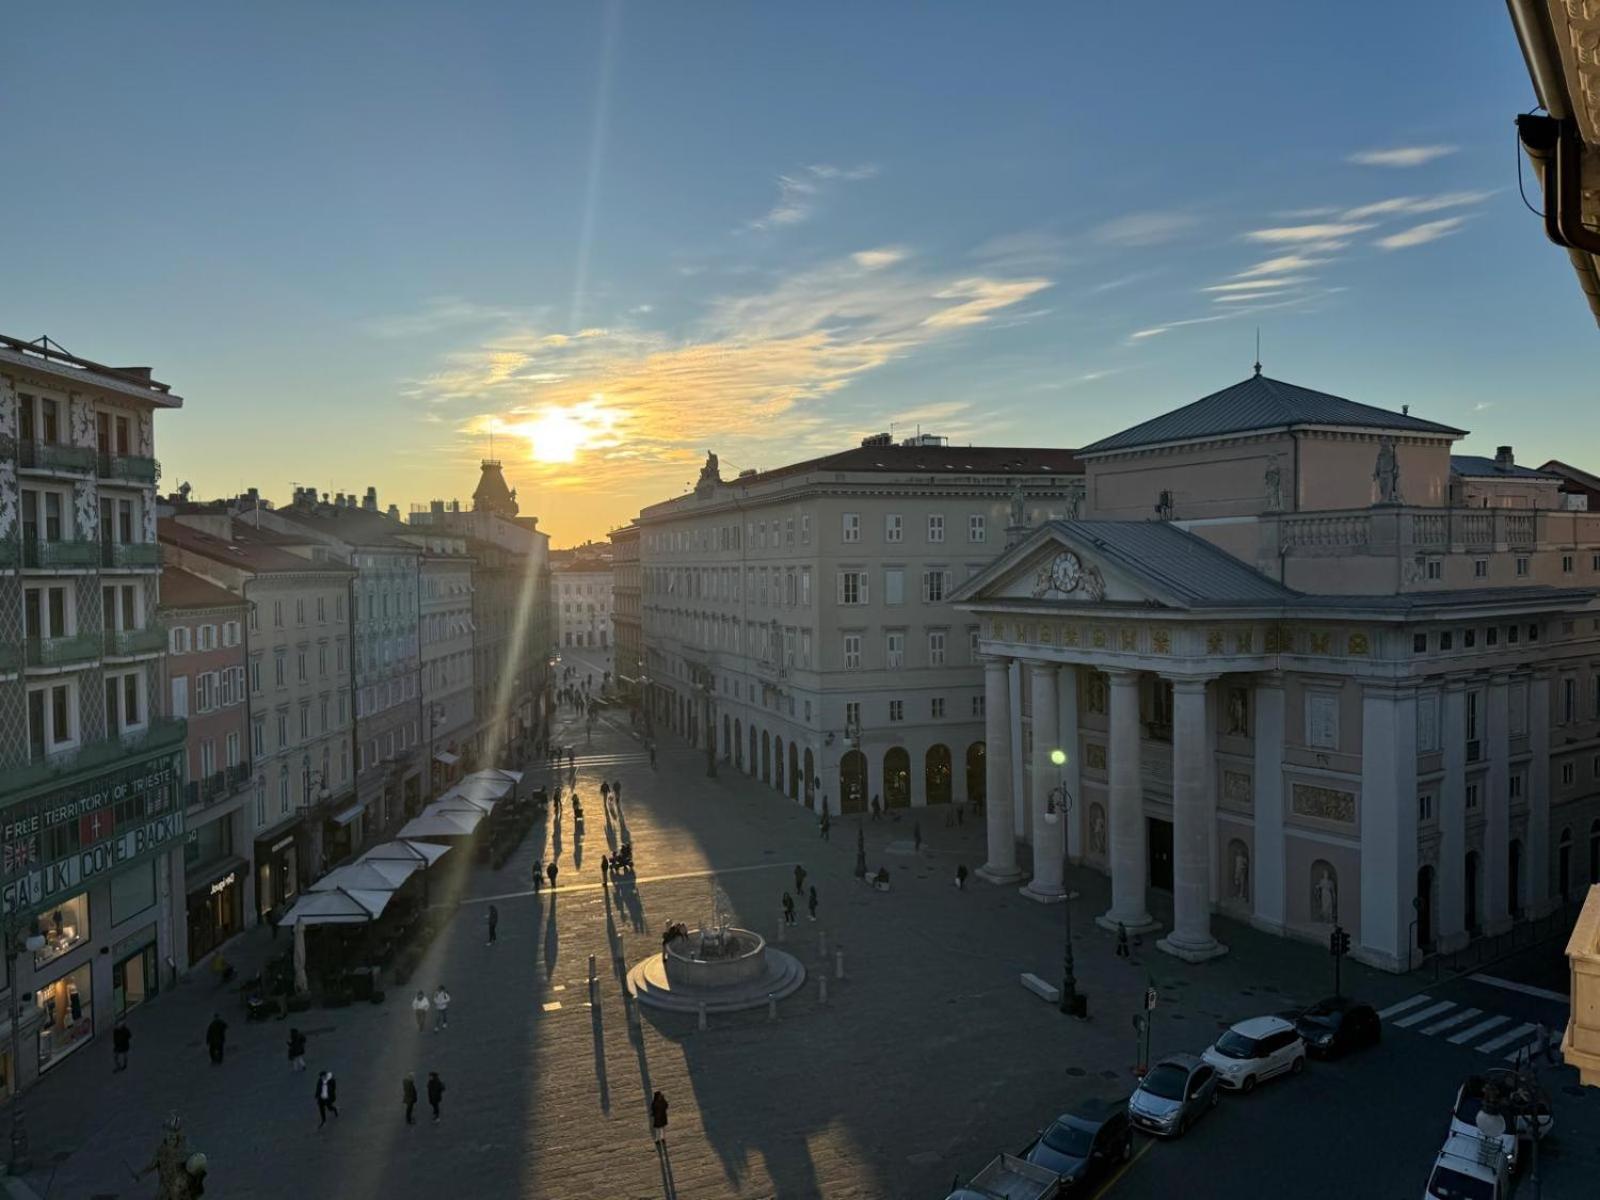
[135,1114,208,1199]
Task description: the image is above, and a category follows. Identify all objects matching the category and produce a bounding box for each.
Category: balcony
[16,439,96,476]
[101,540,161,569]
[24,633,101,669]
[185,761,252,809]
[22,536,100,570]
[4,716,187,794]
[105,626,166,658]
[97,453,160,485]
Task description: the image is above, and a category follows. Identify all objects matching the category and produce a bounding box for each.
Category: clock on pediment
[1032,550,1104,601]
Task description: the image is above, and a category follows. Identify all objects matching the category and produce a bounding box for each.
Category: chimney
[113,366,153,382]
[363,486,378,512]
[387,503,400,521]
[431,500,445,515]
[451,499,461,513]
[1496,445,1514,468]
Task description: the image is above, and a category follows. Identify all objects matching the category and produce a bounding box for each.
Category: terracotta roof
[159,518,352,575]
[159,565,248,611]
[1449,455,1562,480]
[269,504,416,549]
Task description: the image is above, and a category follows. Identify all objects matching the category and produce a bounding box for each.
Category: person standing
[820,810,830,841]
[315,1070,339,1127]
[402,1074,418,1125]
[486,904,499,947]
[412,990,430,1032]
[433,985,451,1030]
[913,822,922,853]
[794,864,807,896]
[651,1090,669,1151]
[532,859,543,892]
[1116,922,1130,959]
[205,1013,227,1065]
[649,742,657,769]
[807,886,818,922]
[871,795,882,822]
[288,1027,307,1071]
[112,1019,131,1073]
[955,864,969,891]
[427,1071,445,1123]
[782,891,796,926]
[547,861,559,890]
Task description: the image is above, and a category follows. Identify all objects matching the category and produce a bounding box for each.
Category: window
[842,513,860,543]
[889,699,904,722]
[273,600,284,627]
[20,486,69,543]
[1413,633,1427,654]
[1516,556,1529,577]
[1426,559,1441,580]
[252,719,265,758]
[1418,793,1433,822]
[168,626,190,655]
[1563,554,1575,574]
[922,569,950,603]
[1511,773,1524,799]
[24,583,73,641]
[1594,553,1600,572]
[885,514,903,543]
[972,695,985,717]
[799,569,811,606]
[931,697,945,718]
[879,567,905,607]
[1473,559,1487,578]
[1439,631,1453,651]
[1508,624,1519,645]
[928,630,946,666]
[1563,677,1577,724]
[968,514,986,543]
[170,675,189,719]
[1486,626,1498,647]
[195,672,217,714]
[843,634,862,670]
[276,711,288,747]
[800,514,811,544]
[1562,762,1575,786]
[886,631,905,668]
[296,598,306,625]
[111,861,157,925]
[33,892,89,969]
[1464,629,1476,649]
[927,514,945,543]
[317,596,326,623]
[845,701,861,729]
[838,571,868,605]
[27,681,78,758]
[1467,783,1480,809]
[274,651,286,687]
[17,390,63,444]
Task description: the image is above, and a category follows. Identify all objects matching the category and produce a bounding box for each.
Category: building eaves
[158,519,353,576]
[158,565,250,611]
[1449,455,1563,480]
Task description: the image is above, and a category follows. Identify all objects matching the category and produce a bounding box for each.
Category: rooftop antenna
[1253,328,1262,377]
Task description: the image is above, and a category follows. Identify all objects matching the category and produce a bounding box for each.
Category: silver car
[1127,1053,1219,1138]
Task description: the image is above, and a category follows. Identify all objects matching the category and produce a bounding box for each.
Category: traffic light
[1328,926,1351,956]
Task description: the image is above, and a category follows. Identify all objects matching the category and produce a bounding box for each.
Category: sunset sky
[4,2,1594,546]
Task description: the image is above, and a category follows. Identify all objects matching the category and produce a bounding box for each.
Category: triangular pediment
[953,524,1185,609]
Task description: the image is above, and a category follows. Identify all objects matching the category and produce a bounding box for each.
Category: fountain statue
[628,883,806,1013]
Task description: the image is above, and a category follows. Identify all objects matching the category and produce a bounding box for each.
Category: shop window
[36,961,92,1070]
[112,937,159,1015]
[33,893,90,969]
[110,861,157,925]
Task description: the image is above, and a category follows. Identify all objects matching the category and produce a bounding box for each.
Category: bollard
[588,953,597,982]
[835,947,845,979]
[698,1001,708,1031]
[819,976,828,1004]
[768,994,777,1022]
[819,930,828,957]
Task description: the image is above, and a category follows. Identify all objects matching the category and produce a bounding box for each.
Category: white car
[1201,1015,1306,1093]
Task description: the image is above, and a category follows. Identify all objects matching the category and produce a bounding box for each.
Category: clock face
[1050,552,1082,593]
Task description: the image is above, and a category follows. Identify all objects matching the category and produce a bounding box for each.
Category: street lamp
[7,923,46,1174]
[1041,747,1084,1018]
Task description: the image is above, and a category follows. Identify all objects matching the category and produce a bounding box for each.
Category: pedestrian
[807,885,818,922]
[486,903,499,946]
[600,857,609,887]
[649,742,657,768]
[782,891,796,926]
[820,811,830,840]
[871,795,881,821]
[427,1071,445,1123]
[651,1090,669,1150]
[315,1070,339,1127]
[794,864,807,895]
[957,805,964,827]
[112,1019,131,1072]
[412,990,430,1031]
[547,861,559,889]
[433,984,451,1030]
[205,1013,227,1065]
[1116,922,1130,959]
[402,1074,418,1125]
[955,864,968,890]
[913,821,922,853]
[288,1027,307,1071]
[532,858,543,891]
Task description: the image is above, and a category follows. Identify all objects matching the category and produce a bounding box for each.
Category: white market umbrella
[398,809,482,839]
[310,859,419,893]
[434,791,495,816]
[361,839,452,868]
[276,886,394,994]
[468,767,523,785]
[448,776,511,803]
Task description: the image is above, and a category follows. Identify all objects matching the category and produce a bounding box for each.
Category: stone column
[1008,660,1026,842]
[1437,680,1468,951]
[1057,665,1083,862]
[1483,673,1512,933]
[1024,663,1065,902]
[979,657,1021,883]
[1251,674,1286,933]
[1360,682,1418,972]
[1098,669,1157,932]
[1159,677,1227,961]
[1527,672,1553,915]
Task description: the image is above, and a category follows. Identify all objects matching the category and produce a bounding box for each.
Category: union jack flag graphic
[3,837,38,875]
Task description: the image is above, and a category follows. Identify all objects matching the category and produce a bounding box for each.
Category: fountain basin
[627,926,806,1013]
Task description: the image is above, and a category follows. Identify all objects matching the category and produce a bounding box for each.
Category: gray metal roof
[1048,520,1298,606]
[1080,373,1465,455]
[1449,455,1561,481]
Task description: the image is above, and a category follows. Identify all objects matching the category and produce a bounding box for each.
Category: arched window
[840,750,867,813]
[883,748,911,808]
[925,745,953,805]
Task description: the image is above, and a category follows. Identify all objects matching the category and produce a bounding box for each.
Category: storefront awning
[330,803,365,827]
[434,750,460,766]
[186,855,248,895]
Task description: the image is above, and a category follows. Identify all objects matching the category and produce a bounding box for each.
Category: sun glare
[508,397,618,464]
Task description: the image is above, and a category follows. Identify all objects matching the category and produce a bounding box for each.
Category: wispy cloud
[361,296,525,339]
[1348,144,1458,168]
[1340,191,1492,221]
[1233,253,1330,278]
[1203,277,1310,293]
[1127,313,1234,341]
[746,162,878,231]
[1375,216,1469,250]
[852,247,909,270]
[1245,222,1374,244]
[1092,211,1199,246]
[970,230,1071,269]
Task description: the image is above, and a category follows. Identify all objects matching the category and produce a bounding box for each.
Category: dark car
[1290,997,1381,1059]
[1021,1099,1132,1190]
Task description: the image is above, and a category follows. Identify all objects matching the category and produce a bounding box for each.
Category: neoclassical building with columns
[953,372,1600,973]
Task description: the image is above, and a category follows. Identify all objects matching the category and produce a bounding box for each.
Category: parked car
[1201,1015,1306,1092]
[946,1153,1062,1200]
[1127,1053,1219,1138]
[1447,1071,1554,1175]
[1425,1129,1511,1200]
[1290,997,1381,1059]
[1021,1099,1132,1190]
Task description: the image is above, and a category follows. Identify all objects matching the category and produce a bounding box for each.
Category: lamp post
[7,922,46,1175]
[1041,748,1082,1017]
[699,674,717,779]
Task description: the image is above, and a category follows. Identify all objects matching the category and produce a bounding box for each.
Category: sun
[506,398,619,464]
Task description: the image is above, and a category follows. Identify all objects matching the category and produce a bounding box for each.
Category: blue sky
[3,1,1592,543]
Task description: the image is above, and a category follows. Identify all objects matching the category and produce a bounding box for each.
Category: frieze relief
[1151,628,1170,654]
[0,461,15,539]
[69,394,94,448]
[1207,630,1224,655]
[1347,632,1369,656]
[1291,783,1356,824]
[1221,769,1253,810]
[73,479,97,538]
[0,377,15,439]
[142,489,156,541]
[1084,743,1107,771]
[137,410,153,457]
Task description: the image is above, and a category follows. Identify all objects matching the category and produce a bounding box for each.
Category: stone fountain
[627,886,805,1013]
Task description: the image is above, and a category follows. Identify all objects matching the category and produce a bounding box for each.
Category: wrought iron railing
[105,626,166,657]
[96,453,159,484]
[16,439,95,475]
[24,632,101,668]
[22,536,100,569]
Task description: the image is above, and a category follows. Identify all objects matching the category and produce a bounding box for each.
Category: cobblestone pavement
[14,710,1590,1199]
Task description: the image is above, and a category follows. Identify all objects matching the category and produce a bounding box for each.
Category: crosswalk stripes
[1376,994,1434,1020]
[1393,1000,1456,1028]
[1477,1022,1536,1057]
[1417,1007,1481,1037]
[1447,1015,1510,1045]
[1377,993,1559,1060]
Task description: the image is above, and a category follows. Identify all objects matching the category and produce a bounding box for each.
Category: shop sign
[2,752,181,880]
[112,924,157,962]
[209,872,237,896]
[2,811,185,917]
[271,836,295,853]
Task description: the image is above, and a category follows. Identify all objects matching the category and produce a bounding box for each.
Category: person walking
[1116,922,1130,959]
[955,864,969,890]
[112,1019,131,1073]
[871,795,882,821]
[651,1090,669,1151]
[913,821,922,853]
[402,1074,418,1125]
[315,1070,339,1127]
[649,742,657,769]
[782,891,796,926]
[412,990,430,1032]
[532,858,543,892]
[807,885,818,922]
[288,1027,307,1071]
[486,904,499,946]
[794,864,807,896]
[427,1071,445,1123]
[547,861,559,889]
[600,857,609,888]
[205,1013,227,1065]
[432,985,451,1030]
[820,810,831,841]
